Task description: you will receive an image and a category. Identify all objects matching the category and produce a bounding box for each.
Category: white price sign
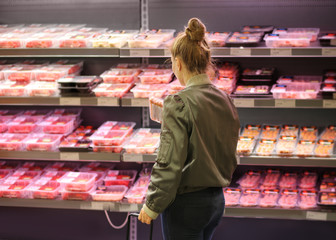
[230,48,251,56]
[271,48,292,56]
[60,152,79,161]
[322,48,336,56]
[60,98,81,105]
[97,97,118,106]
[323,100,336,108]
[80,202,93,210]
[306,211,327,221]
[233,98,254,108]
[130,49,150,57]
[119,204,139,212]
[331,39,336,46]
[275,99,295,108]
[132,98,149,107]
[124,154,143,162]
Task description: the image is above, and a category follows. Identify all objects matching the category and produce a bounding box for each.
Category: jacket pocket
[156,129,172,165]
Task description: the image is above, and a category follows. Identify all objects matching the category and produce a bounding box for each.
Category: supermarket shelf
[120,48,170,58]
[224,207,336,222]
[0,97,120,106]
[239,156,336,167]
[121,93,149,107]
[0,151,121,162]
[233,98,336,108]
[0,48,119,57]
[123,153,157,162]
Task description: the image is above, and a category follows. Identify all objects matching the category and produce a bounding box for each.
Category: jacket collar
[186,74,212,88]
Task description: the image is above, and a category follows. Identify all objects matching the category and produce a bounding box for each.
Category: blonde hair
[171,18,212,74]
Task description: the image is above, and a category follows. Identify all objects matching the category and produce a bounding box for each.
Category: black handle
[126,213,153,240]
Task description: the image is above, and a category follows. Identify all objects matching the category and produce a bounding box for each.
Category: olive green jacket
[143,74,240,220]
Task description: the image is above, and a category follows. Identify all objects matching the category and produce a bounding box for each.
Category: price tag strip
[233,98,254,108]
[230,48,251,56]
[123,153,143,162]
[323,100,336,108]
[271,48,292,56]
[275,99,296,108]
[97,97,119,106]
[60,98,81,106]
[306,211,327,221]
[130,49,150,57]
[60,152,80,161]
[322,48,336,56]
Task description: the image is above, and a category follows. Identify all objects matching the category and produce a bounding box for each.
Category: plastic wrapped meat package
[223,188,241,206]
[27,82,59,97]
[34,65,74,82]
[280,125,299,137]
[124,186,148,204]
[23,32,63,48]
[0,169,13,183]
[240,125,261,139]
[40,116,76,135]
[0,82,31,97]
[138,69,173,84]
[0,134,28,151]
[239,189,261,207]
[319,33,336,46]
[261,170,281,189]
[255,139,277,156]
[234,85,270,95]
[58,32,99,48]
[61,186,95,201]
[91,185,128,201]
[215,78,236,95]
[237,171,261,189]
[276,136,297,156]
[0,180,32,198]
[295,140,316,157]
[298,172,317,189]
[314,140,334,157]
[100,69,139,84]
[149,97,164,123]
[0,117,10,133]
[236,136,256,156]
[131,83,168,98]
[127,29,175,48]
[271,83,320,99]
[0,33,27,48]
[25,177,61,199]
[93,83,134,98]
[205,32,230,47]
[91,30,138,48]
[277,75,322,85]
[58,172,97,192]
[225,32,262,47]
[3,65,43,82]
[44,162,80,172]
[318,192,336,206]
[90,130,130,147]
[104,170,137,187]
[299,126,318,141]
[241,25,274,33]
[272,28,320,41]
[123,128,161,154]
[258,189,280,208]
[264,34,311,47]
[25,134,63,151]
[260,125,280,139]
[278,189,298,208]
[279,173,298,189]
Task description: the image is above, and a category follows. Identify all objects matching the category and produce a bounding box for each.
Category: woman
[139,17,240,240]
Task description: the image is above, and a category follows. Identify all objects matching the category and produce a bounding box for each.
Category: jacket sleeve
[144,94,189,219]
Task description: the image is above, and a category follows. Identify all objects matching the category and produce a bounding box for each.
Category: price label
[275,99,295,108]
[331,39,336,46]
[322,48,336,56]
[132,98,149,107]
[80,202,93,210]
[333,93,336,99]
[306,211,327,221]
[233,98,254,107]
[271,48,292,56]
[164,49,171,57]
[119,204,140,212]
[97,97,118,106]
[91,202,112,210]
[124,154,143,162]
[230,48,251,56]
[323,100,336,108]
[130,49,150,57]
[60,98,81,105]
[60,152,79,161]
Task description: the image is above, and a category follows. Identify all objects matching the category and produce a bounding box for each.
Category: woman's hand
[138,208,153,224]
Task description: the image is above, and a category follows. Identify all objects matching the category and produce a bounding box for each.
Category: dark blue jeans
[161,187,225,240]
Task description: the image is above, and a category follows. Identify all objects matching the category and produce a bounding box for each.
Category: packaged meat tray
[52,108,82,120]
[59,139,92,152]
[92,145,123,153]
[40,116,75,135]
[320,126,336,140]
[44,162,79,172]
[8,116,42,134]
[61,186,95,201]
[52,60,83,74]
[314,140,334,157]
[27,82,59,97]
[241,25,274,33]
[299,126,318,141]
[260,125,280,139]
[233,85,270,96]
[241,68,275,79]
[132,176,150,188]
[93,83,134,98]
[57,172,97,192]
[168,79,185,94]
[0,82,30,97]
[22,110,51,121]
[271,82,320,99]
[26,179,61,199]
[279,173,298,189]
[91,30,138,48]
[100,69,139,84]
[19,161,49,172]
[280,125,299,137]
[278,189,299,208]
[91,185,128,201]
[259,189,280,208]
[299,190,318,209]
[97,121,135,133]
[0,117,9,133]
[23,33,62,48]
[0,169,13,183]
[80,162,114,173]
[127,29,175,48]
[225,32,262,47]
[295,140,316,157]
[261,170,281,189]
[320,181,336,192]
[90,130,130,146]
[321,171,336,181]
[223,188,241,206]
[138,69,173,84]
[124,186,148,204]
[237,171,261,188]
[214,77,236,94]
[131,83,168,98]
[319,33,336,46]
[276,136,297,156]
[58,76,102,88]
[236,136,256,156]
[277,75,322,84]
[40,171,67,181]
[264,34,311,47]
[318,192,336,206]
[123,128,161,154]
[0,161,20,171]
[272,28,320,41]
[298,172,318,189]
[34,65,73,82]
[205,32,230,47]
[0,134,28,151]
[239,189,261,207]
[0,180,31,198]
[25,134,63,151]
[0,33,26,48]
[149,97,164,123]
[11,170,42,181]
[104,170,137,187]
[321,83,336,99]
[240,125,261,138]
[58,32,97,48]
[3,65,43,82]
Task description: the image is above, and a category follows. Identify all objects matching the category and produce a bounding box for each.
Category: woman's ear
[176,57,182,71]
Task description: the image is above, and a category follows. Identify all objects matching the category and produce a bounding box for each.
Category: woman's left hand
[138,208,153,224]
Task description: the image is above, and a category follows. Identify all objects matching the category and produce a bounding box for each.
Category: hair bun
[185,17,206,42]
